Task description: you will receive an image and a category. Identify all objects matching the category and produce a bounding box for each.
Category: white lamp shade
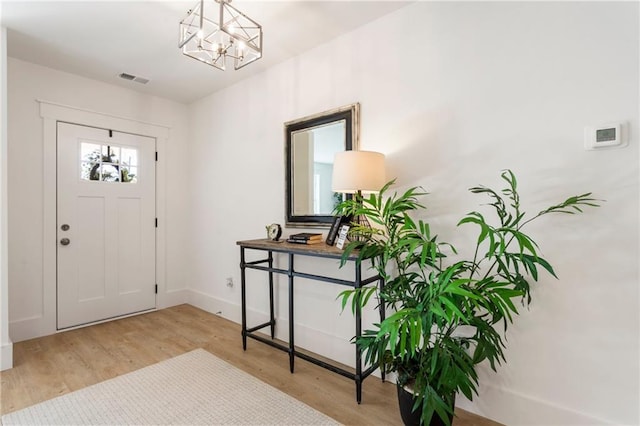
[332,151,386,194]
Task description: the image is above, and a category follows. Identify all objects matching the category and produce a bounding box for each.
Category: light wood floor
[1,304,502,425]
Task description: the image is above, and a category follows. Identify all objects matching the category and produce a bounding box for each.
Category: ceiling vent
[119,73,150,85]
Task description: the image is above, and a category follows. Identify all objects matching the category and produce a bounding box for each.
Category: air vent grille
[119,73,149,85]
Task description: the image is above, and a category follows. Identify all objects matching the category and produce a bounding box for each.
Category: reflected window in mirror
[285,103,359,227]
[291,120,345,215]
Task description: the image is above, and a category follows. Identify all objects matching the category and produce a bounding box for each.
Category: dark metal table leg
[355,261,363,404]
[268,251,275,339]
[240,247,247,351]
[288,253,295,373]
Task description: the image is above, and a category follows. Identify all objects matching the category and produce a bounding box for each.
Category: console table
[237,238,385,403]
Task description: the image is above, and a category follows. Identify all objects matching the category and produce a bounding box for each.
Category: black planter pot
[397,385,454,426]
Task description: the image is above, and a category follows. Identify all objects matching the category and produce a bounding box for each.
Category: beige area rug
[2,349,340,425]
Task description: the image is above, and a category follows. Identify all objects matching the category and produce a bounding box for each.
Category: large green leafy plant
[337,170,597,425]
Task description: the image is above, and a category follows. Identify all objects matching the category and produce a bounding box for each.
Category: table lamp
[332,150,386,238]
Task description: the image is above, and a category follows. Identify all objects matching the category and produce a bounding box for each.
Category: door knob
[60,238,70,246]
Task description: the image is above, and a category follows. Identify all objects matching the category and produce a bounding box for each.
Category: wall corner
[1,20,14,369]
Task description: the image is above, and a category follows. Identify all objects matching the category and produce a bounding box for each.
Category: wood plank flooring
[1,304,502,425]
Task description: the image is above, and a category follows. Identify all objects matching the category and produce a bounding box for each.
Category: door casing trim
[12,99,170,339]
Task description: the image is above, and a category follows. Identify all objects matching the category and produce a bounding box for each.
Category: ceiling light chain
[178,0,262,71]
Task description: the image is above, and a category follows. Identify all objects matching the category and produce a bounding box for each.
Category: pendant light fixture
[178,0,262,71]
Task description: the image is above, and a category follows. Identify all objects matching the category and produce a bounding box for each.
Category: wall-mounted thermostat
[584,122,627,150]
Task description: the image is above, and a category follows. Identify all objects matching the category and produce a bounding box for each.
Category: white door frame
[27,99,169,339]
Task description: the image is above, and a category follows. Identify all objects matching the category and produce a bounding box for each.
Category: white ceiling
[1,1,411,104]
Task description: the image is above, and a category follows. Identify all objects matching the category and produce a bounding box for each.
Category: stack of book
[287,232,323,245]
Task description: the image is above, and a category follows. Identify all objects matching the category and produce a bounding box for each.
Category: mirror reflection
[291,120,345,216]
[285,103,359,227]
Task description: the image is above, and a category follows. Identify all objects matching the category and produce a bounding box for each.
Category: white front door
[57,122,156,329]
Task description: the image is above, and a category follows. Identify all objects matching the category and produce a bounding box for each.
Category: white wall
[7,58,191,341]
[1,19,14,370]
[187,2,639,425]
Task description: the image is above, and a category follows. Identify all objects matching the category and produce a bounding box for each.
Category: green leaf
[536,192,601,217]
[445,279,477,298]
[535,255,558,279]
[337,289,354,312]
[439,295,468,322]
[431,303,450,322]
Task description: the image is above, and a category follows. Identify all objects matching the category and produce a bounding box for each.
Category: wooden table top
[236,238,358,260]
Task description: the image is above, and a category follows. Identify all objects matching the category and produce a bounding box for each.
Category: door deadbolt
[61,224,70,231]
[60,238,70,246]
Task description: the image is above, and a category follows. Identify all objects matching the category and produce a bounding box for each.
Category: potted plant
[336,170,598,426]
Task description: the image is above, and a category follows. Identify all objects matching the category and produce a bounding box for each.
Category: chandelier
[178,0,263,71]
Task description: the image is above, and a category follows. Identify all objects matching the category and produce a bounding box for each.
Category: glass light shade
[332,151,386,194]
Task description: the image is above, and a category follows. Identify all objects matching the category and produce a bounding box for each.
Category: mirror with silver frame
[285,103,359,227]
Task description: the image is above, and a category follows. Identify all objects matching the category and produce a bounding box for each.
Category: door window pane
[80,142,138,184]
[81,161,101,181]
[101,145,120,164]
[122,166,137,183]
[81,143,101,162]
[121,148,137,167]
[101,164,120,182]
[80,143,101,181]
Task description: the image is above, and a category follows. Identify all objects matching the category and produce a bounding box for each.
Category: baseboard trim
[1,341,13,371]
[188,289,241,320]
[9,315,55,343]
[457,380,617,425]
[158,288,189,309]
